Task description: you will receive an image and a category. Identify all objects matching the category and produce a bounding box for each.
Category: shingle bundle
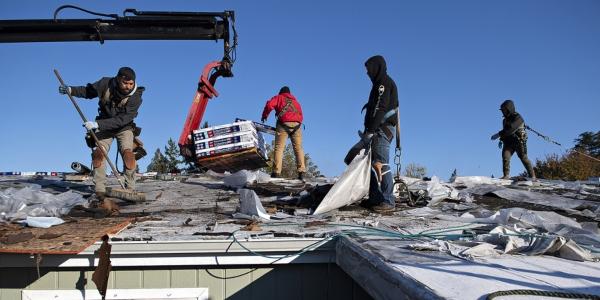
[192,120,268,172]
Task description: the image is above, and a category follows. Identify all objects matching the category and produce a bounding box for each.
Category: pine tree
[261,141,322,178]
[164,138,183,173]
[147,148,169,173]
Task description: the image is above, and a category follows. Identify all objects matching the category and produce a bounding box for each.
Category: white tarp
[223,170,271,189]
[0,185,86,221]
[425,208,600,261]
[313,149,371,215]
[463,184,600,216]
[238,189,270,220]
[451,176,512,188]
[403,176,460,206]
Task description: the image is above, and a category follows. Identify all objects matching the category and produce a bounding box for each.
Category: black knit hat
[279,86,290,94]
[117,67,136,81]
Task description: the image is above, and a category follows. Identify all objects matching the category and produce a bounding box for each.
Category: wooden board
[197,147,268,173]
[0,217,131,254]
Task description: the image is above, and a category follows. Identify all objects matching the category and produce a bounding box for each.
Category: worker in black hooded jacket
[491,99,536,180]
[358,55,399,212]
[59,67,144,200]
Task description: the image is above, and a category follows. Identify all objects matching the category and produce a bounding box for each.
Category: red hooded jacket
[261,92,303,123]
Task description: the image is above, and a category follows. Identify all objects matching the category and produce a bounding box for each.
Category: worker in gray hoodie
[59,67,144,199]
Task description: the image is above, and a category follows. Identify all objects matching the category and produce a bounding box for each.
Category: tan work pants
[273,122,306,175]
[93,129,136,193]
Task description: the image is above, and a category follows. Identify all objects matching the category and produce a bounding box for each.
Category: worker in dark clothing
[491,99,536,180]
[354,55,399,212]
[59,67,144,199]
[261,86,306,180]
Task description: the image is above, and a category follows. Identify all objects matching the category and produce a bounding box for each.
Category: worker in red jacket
[261,86,306,180]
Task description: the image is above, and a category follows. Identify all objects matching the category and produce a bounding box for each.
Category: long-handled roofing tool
[54,69,146,202]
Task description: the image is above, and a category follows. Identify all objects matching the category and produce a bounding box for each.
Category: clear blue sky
[1,1,599,178]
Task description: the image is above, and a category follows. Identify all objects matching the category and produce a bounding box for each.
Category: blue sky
[0,0,598,178]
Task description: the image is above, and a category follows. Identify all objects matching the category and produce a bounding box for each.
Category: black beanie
[117,67,136,81]
[279,86,290,94]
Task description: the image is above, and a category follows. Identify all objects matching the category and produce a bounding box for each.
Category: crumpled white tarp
[426,208,600,261]
[238,189,270,220]
[0,185,86,221]
[451,176,512,188]
[223,170,271,189]
[313,149,371,215]
[463,184,600,217]
[404,176,460,206]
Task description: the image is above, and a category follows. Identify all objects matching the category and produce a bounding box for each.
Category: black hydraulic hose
[53,5,119,21]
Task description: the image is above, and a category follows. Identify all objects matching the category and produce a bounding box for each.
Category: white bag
[313,149,371,215]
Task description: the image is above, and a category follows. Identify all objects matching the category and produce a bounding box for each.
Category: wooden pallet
[197,147,268,173]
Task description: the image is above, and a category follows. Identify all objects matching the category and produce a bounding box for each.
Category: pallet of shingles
[193,120,268,172]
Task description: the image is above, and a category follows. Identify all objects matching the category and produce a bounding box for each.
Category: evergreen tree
[574,131,600,157]
[404,163,427,179]
[147,148,169,173]
[524,131,600,180]
[262,141,322,178]
[164,138,183,173]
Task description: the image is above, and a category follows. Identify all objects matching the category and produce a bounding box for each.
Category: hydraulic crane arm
[0,5,237,164]
[0,7,234,47]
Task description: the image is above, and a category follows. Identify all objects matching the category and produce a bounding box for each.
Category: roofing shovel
[54,69,146,202]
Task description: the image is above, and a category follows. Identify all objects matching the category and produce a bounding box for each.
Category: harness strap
[276,97,298,120]
[278,121,302,136]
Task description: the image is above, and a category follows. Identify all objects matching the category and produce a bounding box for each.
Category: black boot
[271,172,281,178]
[297,172,305,181]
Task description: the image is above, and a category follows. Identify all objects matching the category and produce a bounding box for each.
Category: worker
[491,99,536,180]
[261,86,306,180]
[355,55,399,212]
[59,67,144,200]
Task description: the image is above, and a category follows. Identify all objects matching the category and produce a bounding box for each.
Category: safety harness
[277,97,302,135]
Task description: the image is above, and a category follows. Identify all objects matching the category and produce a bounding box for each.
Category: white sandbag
[313,149,371,215]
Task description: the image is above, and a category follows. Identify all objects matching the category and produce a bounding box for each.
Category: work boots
[297,172,305,181]
[271,172,281,178]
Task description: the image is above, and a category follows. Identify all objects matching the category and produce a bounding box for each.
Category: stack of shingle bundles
[192,120,268,172]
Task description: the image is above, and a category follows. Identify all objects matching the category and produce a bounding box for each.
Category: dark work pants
[502,140,535,178]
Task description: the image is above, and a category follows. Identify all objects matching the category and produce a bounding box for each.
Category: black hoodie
[363,55,398,133]
[498,100,525,140]
[70,77,144,132]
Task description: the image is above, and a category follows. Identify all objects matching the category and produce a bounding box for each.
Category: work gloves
[344,130,373,165]
[490,132,500,140]
[58,85,71,95]
[83,121,99,131]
